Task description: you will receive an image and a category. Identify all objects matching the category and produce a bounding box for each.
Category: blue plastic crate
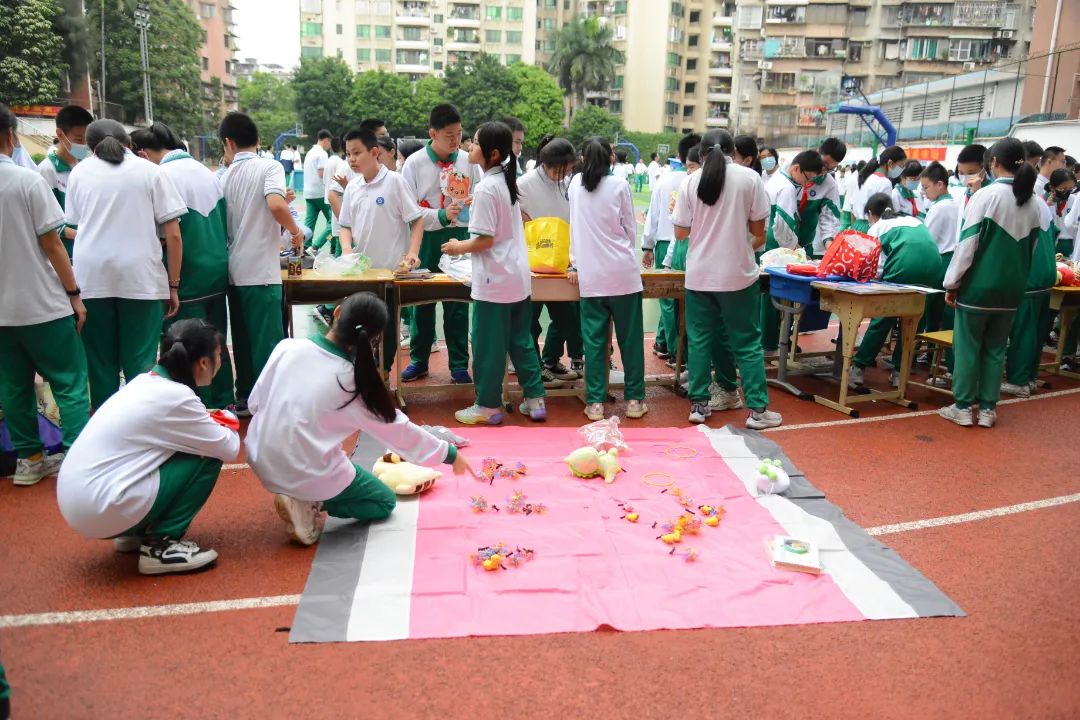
[764,267,849,333]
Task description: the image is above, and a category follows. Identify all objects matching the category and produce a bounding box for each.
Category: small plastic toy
[755,458,791,495]
[699,504,726,527]
[471,543,535,571]
[372,453,441,495]
[470,496,497,513]
[565,446,622,483]
[479,458,527,484]
[506,490,547,516]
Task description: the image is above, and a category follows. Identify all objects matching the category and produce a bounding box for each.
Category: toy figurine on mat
[244,292,473,546]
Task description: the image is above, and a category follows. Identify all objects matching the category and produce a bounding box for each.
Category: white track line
[0,594,300,629]
[865,492,1080,536]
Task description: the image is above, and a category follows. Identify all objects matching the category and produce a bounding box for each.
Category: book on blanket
[767,536,822,575]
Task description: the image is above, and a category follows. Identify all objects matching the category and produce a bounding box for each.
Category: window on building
[543,17,556,29]
[396,50,429,64]
[667,52,680,67]
[949,94,985,117]
[949,38,991,61]
[434,13,443,22]
[354,0,369,11]
[848,43,863,62]
[543,39,556,52]
[358,48,371,61]
[401,27,422,40]
[375,25,391,38]
[486,29,501,42]
[613,75,624,88]
[609,100,622,114]
[199,2,215,19]
[434,37,443,45]
[301,0,322,11]
[689,10,700,23]
[336,49,343,58]
[508,7,523,20]
[487,6,502,20]
[689,34,699,47]
[850,8,869,26]
[736,6,762,29]
[301,46,323,59]
[200,29,208,43]
[301,22,322,36]
[336,23,343,34]
[506,54,521,64]
[666,76,680,91]
[880,40,900,61]
[685,81,696,94]
[544,0,557,7]
[686,57,697,70]
[665,101,679,116]
[614,1,627,13]
[375,48,391,62]
[683,105,695,118]
[671,2,684,19]
[765,72,796,91]
[908,37,941,61]
[434,61,443,70]
[806,3,846,24]
[201,56,209,70]
[374,1,390,14]
[507,30,522,43]
[357,24,370,37]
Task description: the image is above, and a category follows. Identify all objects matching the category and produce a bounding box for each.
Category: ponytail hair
[86,119,131,164]
[130,121,185,154]
[988,137,1036,206]
[158,319,226,392]
[580,137,613,192]
[536,133,557,156]
[333,291,396,422]
[733,134,760,173]
[858,144,907,188]
[865,192,897,222]
[696,129,734,206]
[475,121,519,204]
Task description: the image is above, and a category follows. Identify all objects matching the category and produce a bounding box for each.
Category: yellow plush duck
[372,453,441,495]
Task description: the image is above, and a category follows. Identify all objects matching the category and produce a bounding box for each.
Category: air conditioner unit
[741,91,752,102]
[758,60,772,70]
[999,30,1015,39]
[963,61,976,71]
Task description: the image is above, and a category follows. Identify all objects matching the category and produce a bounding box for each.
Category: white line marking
[865,492,1080,536]
[762,386,1080,433]
[0,594,301,629]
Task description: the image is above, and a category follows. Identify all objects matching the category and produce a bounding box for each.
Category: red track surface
[3,340,1080,718]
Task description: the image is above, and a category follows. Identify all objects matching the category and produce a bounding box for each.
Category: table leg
[894,315,919,409]
[1054,306,1080,379]
[767,299,812,400]
[835,305,861,411]
[672,300,686,396]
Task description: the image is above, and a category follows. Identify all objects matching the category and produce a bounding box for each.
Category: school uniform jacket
[803,172,842,256]
[159,150,229,302]
[865,215,942,286]
[922,194,960,256]
[764,171,801,251]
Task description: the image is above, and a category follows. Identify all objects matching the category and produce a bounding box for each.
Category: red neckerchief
[908,196,919,215]
[1057,200,1067,216]
[799,183,812,213]
[873,171,886,178]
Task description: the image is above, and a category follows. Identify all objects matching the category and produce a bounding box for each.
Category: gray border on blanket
[288,434,384,643]
[724,425,965,618]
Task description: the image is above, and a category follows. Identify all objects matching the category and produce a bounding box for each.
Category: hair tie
[355,323,365,334]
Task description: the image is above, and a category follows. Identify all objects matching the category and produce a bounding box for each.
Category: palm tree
[547,16,624,116]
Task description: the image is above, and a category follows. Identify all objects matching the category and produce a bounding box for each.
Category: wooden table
[280,267,396,337]
[812,282,929,417]
[1047,286,1080,380]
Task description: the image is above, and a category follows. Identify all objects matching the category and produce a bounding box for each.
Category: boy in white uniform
[310,136,348,258]
[37,105,94,257]
[218,112,304,414]
[303,129,332,251]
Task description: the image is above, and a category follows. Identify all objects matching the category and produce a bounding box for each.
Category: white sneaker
[431,341,442,353]
[688,402,712,424]
[928,373,953,389]
[847,365,865,389]
[709,385,743,411]
[506,359,515,374]
[584,402,605,421]
[1000,382,1030,398]
[626,399,649,418]
[114,535,143,553]
[274,494,324,546]
[13,452,64,486]
[454,404,505,426]
[1026,380,1038,393]
[938,404,973,427]
[138,539,219,575]
[518,397,547,422]
[746,408,782,430]
[889,370,900,388]
[977,408,997,428]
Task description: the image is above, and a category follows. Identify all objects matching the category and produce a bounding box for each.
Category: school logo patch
[809,190,817,198]
[376,196,385,205]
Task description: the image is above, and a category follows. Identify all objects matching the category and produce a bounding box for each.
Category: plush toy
[372,453,441,495]
[755,458,791,496]
[1056,262,1076,287]
[564,446,622,483]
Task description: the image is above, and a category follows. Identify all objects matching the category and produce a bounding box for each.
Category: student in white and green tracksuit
[1003,199,1057,397]
[643,144,688,359]
[804,137,847,259]
[849,196,943,388]
[852,145,908,233]
[0,104,90,487]
[672,130,781,430]
[56,319,240,575]
[132,123,234,410]
[568,138,648,422]
[245,293,471,546]
[65,120,187,410]
[37,105,94,258]
[920,162,960,334]
[442,123,547,424]
[219,112,305,414]
[892,160,926,220]
[303,130,333,251]
[940,138,1044,428]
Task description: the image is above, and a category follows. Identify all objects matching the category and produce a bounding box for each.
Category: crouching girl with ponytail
[57,319,240,575]
[245,292,473,546]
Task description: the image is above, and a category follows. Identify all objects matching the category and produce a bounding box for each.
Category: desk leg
[893,315,919,409]
[835,306,861,412]
[394,293,406,410]
[673,297,686,397]
[768,299,812,400]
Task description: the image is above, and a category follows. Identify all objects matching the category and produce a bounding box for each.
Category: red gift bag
[816,229,881,283]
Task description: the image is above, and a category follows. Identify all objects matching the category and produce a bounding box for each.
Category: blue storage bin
[764,267,849,333]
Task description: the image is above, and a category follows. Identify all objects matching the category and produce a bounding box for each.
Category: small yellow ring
[664,446,698,459]
[642,472,676,487]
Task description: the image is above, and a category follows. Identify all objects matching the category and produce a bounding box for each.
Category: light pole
[133,0,153,124]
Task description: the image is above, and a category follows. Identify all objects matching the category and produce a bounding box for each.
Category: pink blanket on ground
[407,427,863,639]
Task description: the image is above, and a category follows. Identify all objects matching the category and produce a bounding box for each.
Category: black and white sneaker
[546,362,580,381]
[540,367,564,388]
[138,539,219,575]
[688,402,712,424]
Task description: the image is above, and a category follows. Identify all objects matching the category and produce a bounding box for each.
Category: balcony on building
[396,0,431,25]
[806,38,847,60]
[395,49,430,70]
[710,28,733,51]
[712,1,736,25]
[766,5,805,24]
[396,27,430,48]
[445,50,478,65]
[709,54,733,76]
[447,4,481,26]
[447,27,481,49]
[707,83,733,102]
[396,63,431,74]
[706,101,730,127]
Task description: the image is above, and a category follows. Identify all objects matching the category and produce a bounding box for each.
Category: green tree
[54,0,93,82]
[408,75,446,136]
[291,57,354,141]
[547,16,624,116]
[237,72,299,146]
[0,0,68,105]
[345,70,415,135]
[509,63,565,150]
[86,0,202,134]
[443,53,516,132]
[567,104,624,148]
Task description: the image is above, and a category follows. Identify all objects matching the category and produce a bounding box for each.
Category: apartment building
[189,0,240,112]
[300,0,538,78]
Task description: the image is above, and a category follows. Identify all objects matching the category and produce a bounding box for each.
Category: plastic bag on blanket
[439,253,472,286]
[816,229,881,283]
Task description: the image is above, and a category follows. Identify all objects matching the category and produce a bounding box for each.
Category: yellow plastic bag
[524,217,571,274]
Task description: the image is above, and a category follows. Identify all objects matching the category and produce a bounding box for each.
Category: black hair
[375,135,396,155]
[956,143,987,166]
[0,103,16,134]
[790,150,824,175]
[1066,155,1077,170]
[476,121,518,204]
[1049,169,1075,190]
[397,138,425,159]
[819,137,847,163]
[580,137,614,193]
[733,134,759,173]
[55,105,94,133]
[865,192,897,222]
[900,159,923,179]
[759,146,777,159]
[614,148,628,164]
[130,121,185,154]
[856,160,866,171]
[501,116,525,134]
[86,119,130,164]
[316,129,332,141]
[218,112,259,148]
[650,152,658,161]
[859,144,906,188]
[686,146,701,165]
[696,129,734,206]
[158,318,226,392]
[344,126,378,151]
[988,137,1037,206]
[1021,140,1043,160]
[538,137,575,169]
[920,161,950,186]
[359,118,385,133]
[536,133,557,156]
[677,133,700,162]
[331,292,396,421]
[429,103,462,130]
[1041,146,1065,165]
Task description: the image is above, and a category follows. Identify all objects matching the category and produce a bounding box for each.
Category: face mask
[903,179,919,191]
[886,163,904,180]
[68,142,91,161]
[1054,190,1073,203]
[761,156,777,172]
[812,174,826,186]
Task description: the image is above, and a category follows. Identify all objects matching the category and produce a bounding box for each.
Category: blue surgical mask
[68,143,91,161]
[887,163,904,180]
[903,179,919,191]
[761,156,777,172]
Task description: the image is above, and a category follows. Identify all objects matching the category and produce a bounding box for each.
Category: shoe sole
[625,408,648,419]
[275,495,318,546]
[455,414,504,426]
[745,420,782,430]
[13,475,46,487]
[688,414,710,424]
[939,411,974,427]
[401,371,429,383]
[138,550,219,575]
[584,412,604,421]
[709,399,744,411]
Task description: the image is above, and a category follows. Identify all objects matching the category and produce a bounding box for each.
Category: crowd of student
[1,96,1077,581]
